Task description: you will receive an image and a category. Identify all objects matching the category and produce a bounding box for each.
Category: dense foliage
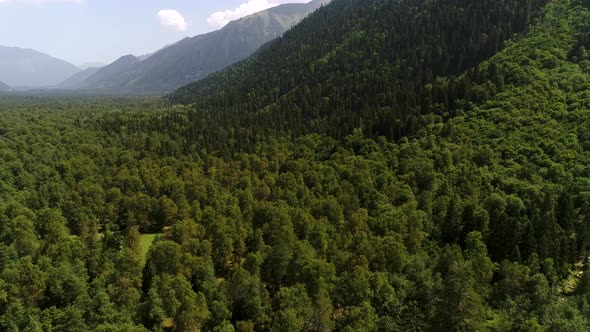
[169,0,549,140]
[2,0,590,331]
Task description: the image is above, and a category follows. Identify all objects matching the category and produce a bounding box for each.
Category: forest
[2,0,590,331]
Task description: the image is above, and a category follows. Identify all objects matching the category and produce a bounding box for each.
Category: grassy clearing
[139,234,158,264]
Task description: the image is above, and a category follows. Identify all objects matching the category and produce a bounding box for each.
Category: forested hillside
[169,0,549,139]
[2,0,590,331]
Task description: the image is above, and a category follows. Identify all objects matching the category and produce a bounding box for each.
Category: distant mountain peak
[74,54,141,90]
[116,54,140,64]
[67,0,329,93]
[0,45,79,88]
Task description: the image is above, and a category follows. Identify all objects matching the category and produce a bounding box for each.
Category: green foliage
[168,0,549,144]
[2,0,590,330]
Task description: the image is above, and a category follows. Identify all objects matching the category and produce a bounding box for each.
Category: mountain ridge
[57,67,102,89]
[169,0,549,140]
[68,0,331,93]
[0,46,80,88]
[76,55,140,90]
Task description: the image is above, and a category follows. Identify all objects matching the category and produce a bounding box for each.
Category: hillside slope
[0,46,79,88]
[169,0,548,138]
[93,1,590,329]
[161,0,590,272]
[57,67,102,89]
[77,55,140,90]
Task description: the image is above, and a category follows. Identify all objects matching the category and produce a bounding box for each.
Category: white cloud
[0,0,81,5]
[157,9,188,32]
[207,0,308,28]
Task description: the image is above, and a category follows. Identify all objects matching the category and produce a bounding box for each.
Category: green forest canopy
[1,0,590,331]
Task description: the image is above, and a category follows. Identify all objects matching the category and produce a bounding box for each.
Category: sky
[0,0,309,67]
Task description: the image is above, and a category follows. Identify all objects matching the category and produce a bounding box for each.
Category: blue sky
[0,0,308,66]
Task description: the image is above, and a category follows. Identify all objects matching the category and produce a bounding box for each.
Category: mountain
[76,55,140,90]
[0,81,12,92]
[72,0,331,93]
[0,46,79,88]
[137,40,180,62]
[57,67,102,89]
[169,0,548,139]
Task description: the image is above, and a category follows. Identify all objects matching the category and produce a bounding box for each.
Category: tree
[10,215,39,258]
[144,274,210,331]
[271,284,313,332]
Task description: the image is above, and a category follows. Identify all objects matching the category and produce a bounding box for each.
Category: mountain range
[0,0,329,93]
[60,0,331,93]
[71,54,141,90]
[0,46,79,88]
